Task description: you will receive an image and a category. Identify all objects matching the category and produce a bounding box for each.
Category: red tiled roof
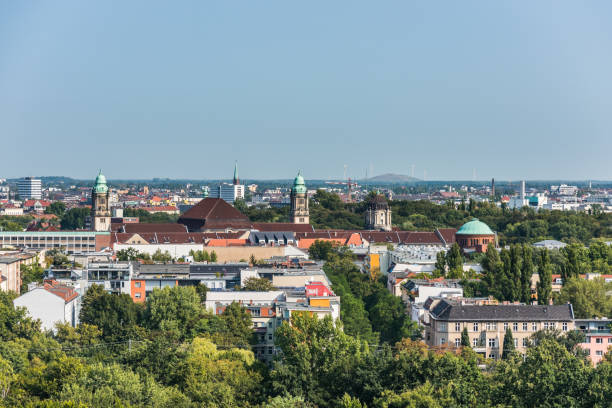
[43,281,79,303]
[178,198,250,231]
[113,223,188,233]
[137,206,179,212]
[111,231,245,245]
[437,228,457,244]
[180,198,249,221]
[24,200,51,207]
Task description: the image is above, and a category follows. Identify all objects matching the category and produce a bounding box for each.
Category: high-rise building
[209,162,245,203]
[18,177,42,200]
[91,170,111,232]
[290,171,309,224]
[209,183,245,203]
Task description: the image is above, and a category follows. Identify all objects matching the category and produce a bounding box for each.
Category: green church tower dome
[93,170,109,194]
[292,171,307,194]
[456,218,494,235]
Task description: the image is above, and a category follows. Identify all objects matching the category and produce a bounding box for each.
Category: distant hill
[363,173,420,183]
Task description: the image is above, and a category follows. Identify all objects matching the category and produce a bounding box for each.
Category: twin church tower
[90,169,390,231]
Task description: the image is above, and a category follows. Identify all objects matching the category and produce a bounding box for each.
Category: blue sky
[1,1,611,180]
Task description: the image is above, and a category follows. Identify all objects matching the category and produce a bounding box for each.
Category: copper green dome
[292,171,307,194]
[457,218,494,235]
[93,170,108,194]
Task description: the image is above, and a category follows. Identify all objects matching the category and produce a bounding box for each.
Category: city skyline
[2,1,612,180]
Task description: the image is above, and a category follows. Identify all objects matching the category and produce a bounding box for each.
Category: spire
[233,161,239,185]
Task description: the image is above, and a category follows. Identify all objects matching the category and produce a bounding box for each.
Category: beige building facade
[426,299,575,359]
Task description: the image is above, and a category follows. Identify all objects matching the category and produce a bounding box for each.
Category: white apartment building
[209,183,245,203]
[14,282,80,332]
[18,177,42,200]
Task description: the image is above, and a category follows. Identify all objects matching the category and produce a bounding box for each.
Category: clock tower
[290,171,309,224]
[91,170,111,232]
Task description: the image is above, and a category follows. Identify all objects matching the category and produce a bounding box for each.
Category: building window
[523,322,528,331]
[473,322,479,332]
[488,338,496,347]
[455,322,461,332]
[134,282,141,288]
[440,338,446,345]
[268,334,273,341]
[522,338,529,347]
[596,338,603,344]
[532,322,537,331]
[562,322,568,331]
[543,322,549,330]
[596,351,603,356]
[268,347,273,354]
[608,338,612,343]
[439,322,447,332]
[549,322,556,329]
[486,322,497,331]
[455,338,461,347]
[513,322,518,331]
[513,338,518,347]
[489,353,496,359]
[503,322,509,330]
[135,293,141,299]
[473,338,479,347]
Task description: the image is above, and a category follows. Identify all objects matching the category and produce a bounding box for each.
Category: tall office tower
[18,177,42,199]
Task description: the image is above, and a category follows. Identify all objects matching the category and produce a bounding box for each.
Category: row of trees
[235,190,610,245]
[188,249,218,262]
[0,280,610,406]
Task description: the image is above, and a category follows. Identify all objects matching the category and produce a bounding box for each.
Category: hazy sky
[1,1,611,181]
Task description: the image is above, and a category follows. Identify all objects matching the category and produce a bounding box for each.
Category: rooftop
[430,299,574,321]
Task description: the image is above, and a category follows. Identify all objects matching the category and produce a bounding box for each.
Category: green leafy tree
[144,286,208,340]
[0,291,40,341]
[536,249,553,305]
[0,355,14,401]
[433,251,446,277]
[309,240,335,261]
[45,202,66,217]
[445,243,463,274]
[520,244,534,303]
[209,250,218,262]
[116,247,142,261]
[461,327,470,348]
[560,243,590,282]
[152,249,172,263]
[556,277,612,318]
[19,264,44,293]
[60,207,90,230]
[502,328,515,359]
[271,313,369,407]
[212,301,254,348]
[241,277,275,291]
[79,284,144,342]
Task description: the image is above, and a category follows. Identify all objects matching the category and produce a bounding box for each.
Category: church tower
[233,161,239,185]
[91,170,111,231]
[365,193,392,231]
[290,171,309,224]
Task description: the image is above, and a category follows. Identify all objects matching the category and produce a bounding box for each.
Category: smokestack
[491,178,495,197]
[520,180,525,200]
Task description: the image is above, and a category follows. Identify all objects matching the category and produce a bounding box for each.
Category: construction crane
[325,177,359,202]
